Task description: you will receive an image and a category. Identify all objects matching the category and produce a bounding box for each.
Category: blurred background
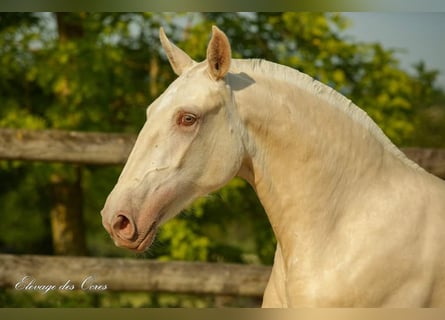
[0,12,444,307]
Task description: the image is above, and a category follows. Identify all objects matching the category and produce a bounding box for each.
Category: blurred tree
[49,13,87,256]
[408,62,445,148]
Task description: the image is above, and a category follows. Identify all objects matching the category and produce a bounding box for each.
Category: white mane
[230,58,420,170]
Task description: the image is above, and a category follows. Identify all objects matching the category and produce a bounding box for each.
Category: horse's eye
[177,113,198,126]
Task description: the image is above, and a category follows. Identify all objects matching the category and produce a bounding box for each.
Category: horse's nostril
[118,215,129,229]
[112,214,137,241]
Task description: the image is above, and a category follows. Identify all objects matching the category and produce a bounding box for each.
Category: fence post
[50,166,87,256]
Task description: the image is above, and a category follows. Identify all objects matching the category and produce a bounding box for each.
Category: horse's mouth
[132,232,157,253]
[133,220,158,252]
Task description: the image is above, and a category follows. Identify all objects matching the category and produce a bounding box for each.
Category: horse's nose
[111,213,138,242]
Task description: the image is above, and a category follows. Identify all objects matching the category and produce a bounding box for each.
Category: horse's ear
[206,26,231,80]
[159,27,195,76]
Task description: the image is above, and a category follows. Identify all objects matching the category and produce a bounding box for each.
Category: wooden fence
[0,254,270,296]
[0,128,445,297]
[1,128,445,177]
[0,128,135,165]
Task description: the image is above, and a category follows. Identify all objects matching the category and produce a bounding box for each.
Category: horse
[101,26,445,307]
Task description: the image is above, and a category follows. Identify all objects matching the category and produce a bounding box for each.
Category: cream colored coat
[101,26,445,307]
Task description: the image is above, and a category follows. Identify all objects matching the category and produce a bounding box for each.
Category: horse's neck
[232,63,420,261]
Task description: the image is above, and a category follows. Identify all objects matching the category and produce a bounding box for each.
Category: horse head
[101,27,246,252]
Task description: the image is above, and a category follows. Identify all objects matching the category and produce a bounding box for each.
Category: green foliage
[156,219,211,261]
[1,12,444,307]
[0,162,52,254]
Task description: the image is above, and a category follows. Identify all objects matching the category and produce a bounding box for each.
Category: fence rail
[0,128,136,165]
[0,128,445,178]
[0,254,270,296]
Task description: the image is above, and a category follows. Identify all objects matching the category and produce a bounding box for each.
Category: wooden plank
[0,254,271,297]
[0,128,136,165]
[0,129,444,178]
